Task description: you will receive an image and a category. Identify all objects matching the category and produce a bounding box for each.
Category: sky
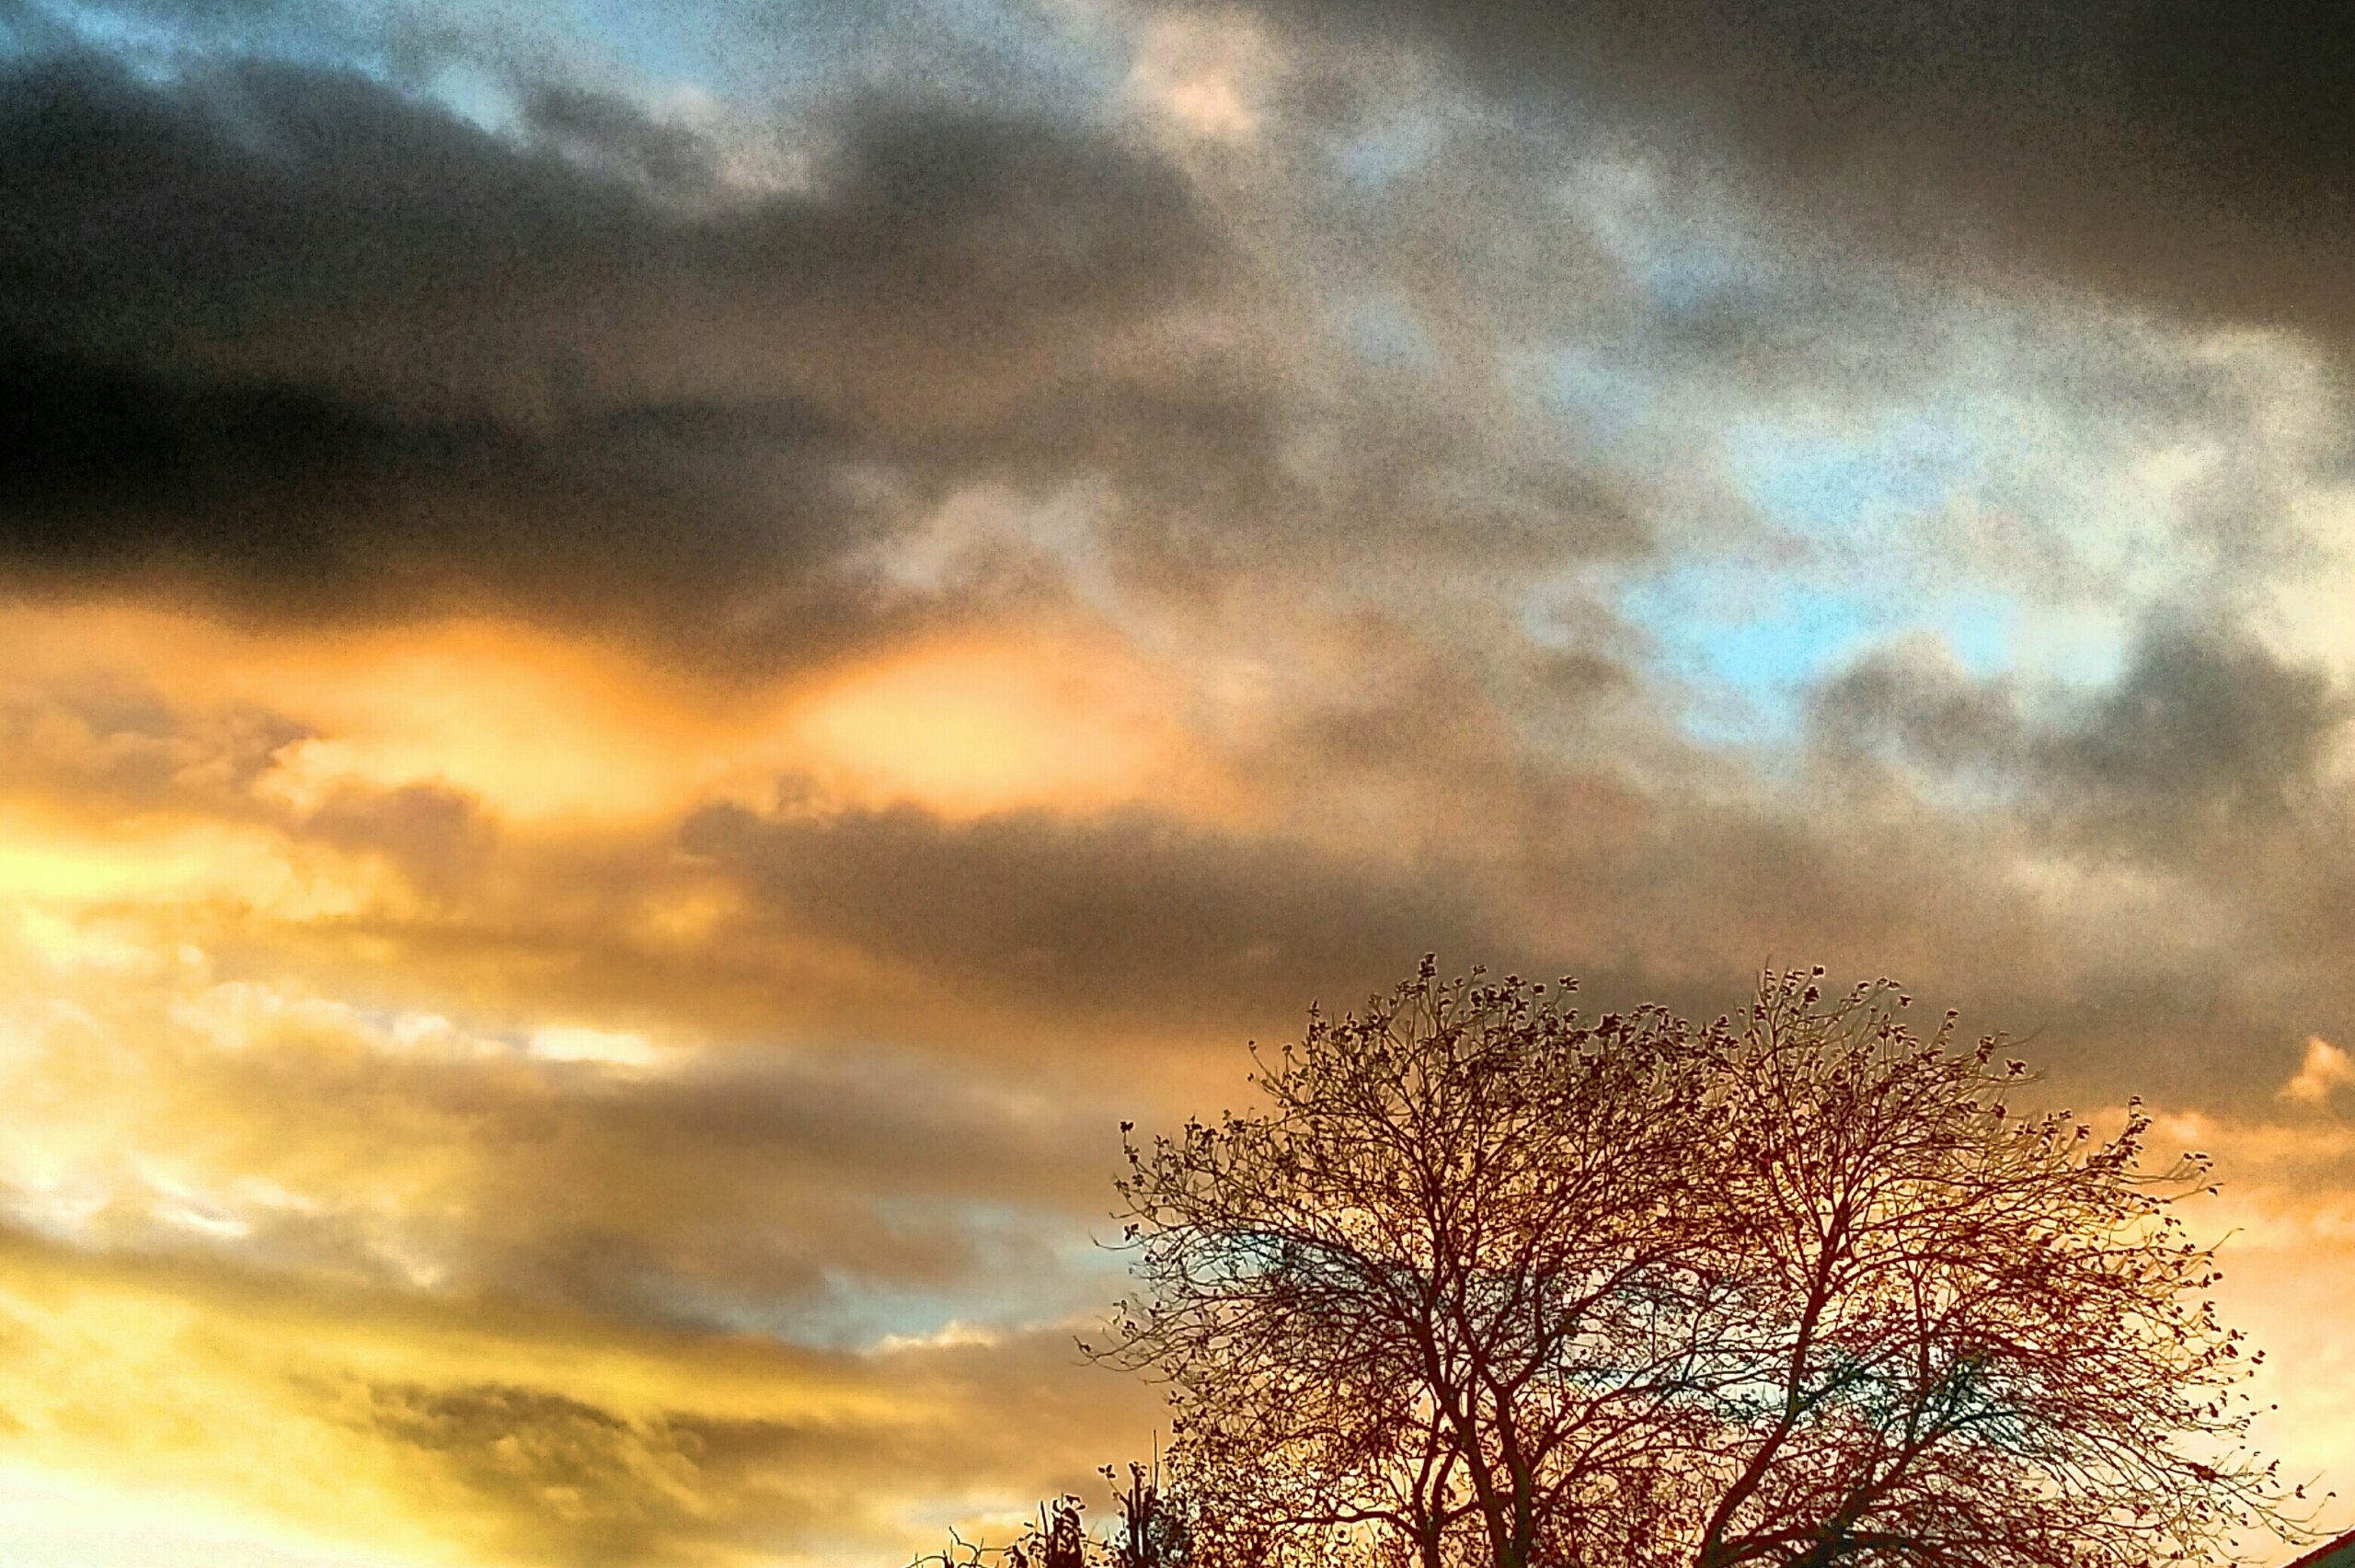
[2,0,2354,1562]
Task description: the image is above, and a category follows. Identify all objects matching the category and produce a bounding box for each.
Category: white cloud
[2282,1036,2355,1105]
[526,1024,661,1069]
[1127,14,1274,143]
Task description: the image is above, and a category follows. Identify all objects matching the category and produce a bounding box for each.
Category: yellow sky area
[2124,1096,2355,1538]
[0,898,707,1285]
[2226,1247,2355,1535]
[0,792,376,894]
[0,883,2349,1562]
[2,1100,2347,1568]
[0,1461,425,1568]
[0,1225,1124,1568]
[0,604,1227,830]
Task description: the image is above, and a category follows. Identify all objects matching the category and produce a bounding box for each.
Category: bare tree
[1098,959,2313,1568]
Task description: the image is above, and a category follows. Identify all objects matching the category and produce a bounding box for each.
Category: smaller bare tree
[910,1497,1091,1568]
[1686,967,2301,1568]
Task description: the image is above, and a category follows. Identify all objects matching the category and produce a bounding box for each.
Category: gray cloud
[338,1324,1164,1568]
[2051,625,2349,849]
[1806,622,2355,1090]
[1815,621,2352,859]
[683,799,1508,1024]
[0,50,1246,665]
[1201,0,2355,351]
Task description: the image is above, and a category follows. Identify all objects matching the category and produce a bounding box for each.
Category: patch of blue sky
[935,0,1131,100]
[19,0,525,133]
[35,0,1128,139]
[1335,112,1440,190]
[25,0,178,49]
[1633,236,1771,320]
[564,0,768,96]
[1542,343,1658,449]
[1887,589,2129,688]
[1562,388,2015,733]
[1617,561,2080,747]
[1724,409,1989,546]
[0,1,58,61]
[1717,396,2144,684]
[804,1261,1120,1356]
[10,0,213,75]
[1623,567,1875,704]
[62,0,400,67]
[635,1276,925,1352]
[645,1200,1121,1353]
[598,0,1130,125]
[1338,294,1434,370]
[1938,592,2020,678]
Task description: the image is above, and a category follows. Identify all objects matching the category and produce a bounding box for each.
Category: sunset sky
[4,1,2355,1563]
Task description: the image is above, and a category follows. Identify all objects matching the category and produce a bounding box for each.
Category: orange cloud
[786,631,1224,819]
[0,605,1233,831]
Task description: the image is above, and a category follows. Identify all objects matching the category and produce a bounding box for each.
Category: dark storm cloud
[0,338,892,658]
[0,50,1243,660]
[1220,0,2355,347]
[0,53,1214,397]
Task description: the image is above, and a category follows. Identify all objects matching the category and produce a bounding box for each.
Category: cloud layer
[5,0,2355,1563]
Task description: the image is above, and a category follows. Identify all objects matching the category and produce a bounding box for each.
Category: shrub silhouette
[912,1464,1191,1568]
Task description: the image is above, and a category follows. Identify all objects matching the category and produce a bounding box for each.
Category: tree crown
[1097,961,2315,1568]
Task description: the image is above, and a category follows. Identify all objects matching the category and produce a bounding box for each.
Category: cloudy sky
[3,0,2355,1562]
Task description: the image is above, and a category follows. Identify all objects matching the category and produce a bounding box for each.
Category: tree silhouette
[1096,959,2315,1568]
